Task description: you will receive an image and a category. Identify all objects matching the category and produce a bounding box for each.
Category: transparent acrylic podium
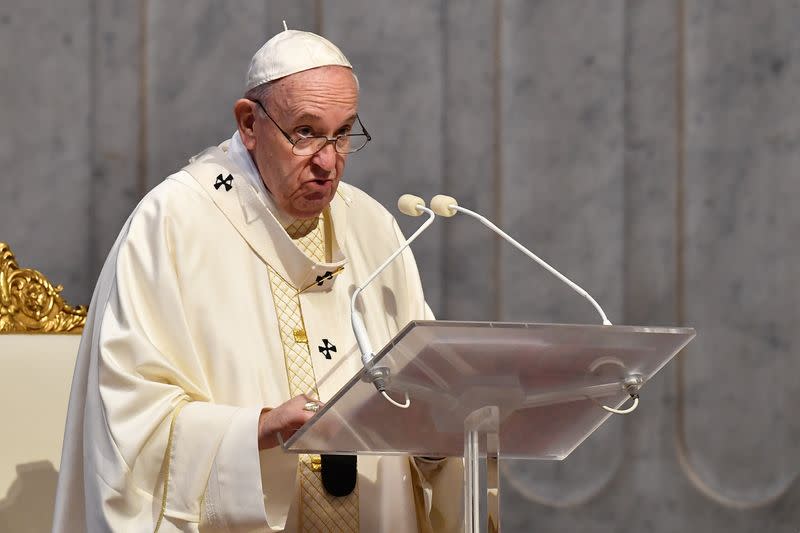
[282,321,696,532]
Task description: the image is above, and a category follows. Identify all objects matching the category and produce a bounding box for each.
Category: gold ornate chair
[0,242,87,532]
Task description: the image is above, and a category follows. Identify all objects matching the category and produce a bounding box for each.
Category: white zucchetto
[245,28,352,91]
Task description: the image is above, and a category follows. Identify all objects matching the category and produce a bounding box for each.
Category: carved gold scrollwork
[0,242,87,334]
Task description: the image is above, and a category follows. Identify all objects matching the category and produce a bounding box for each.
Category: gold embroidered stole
[266,212,359,532]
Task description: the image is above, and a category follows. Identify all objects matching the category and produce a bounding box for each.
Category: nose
[312,141,338,171]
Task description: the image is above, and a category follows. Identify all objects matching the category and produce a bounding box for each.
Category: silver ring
[303,401,320,413]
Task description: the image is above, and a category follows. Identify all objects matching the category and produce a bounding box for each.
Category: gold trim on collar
[0,242,87,334]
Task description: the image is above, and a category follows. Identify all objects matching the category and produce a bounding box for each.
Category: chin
[292,198,333,218]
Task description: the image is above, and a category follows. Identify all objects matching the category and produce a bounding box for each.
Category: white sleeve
[92,190,294,531]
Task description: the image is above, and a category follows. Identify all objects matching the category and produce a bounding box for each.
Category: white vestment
[53,140,462,532]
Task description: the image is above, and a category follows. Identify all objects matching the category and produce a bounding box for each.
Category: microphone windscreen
[397,194,425,217]
[430,195,458,217]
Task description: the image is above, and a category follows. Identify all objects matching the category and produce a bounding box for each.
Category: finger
[283,409,315,428]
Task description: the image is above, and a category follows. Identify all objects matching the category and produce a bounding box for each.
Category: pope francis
[52,28,461,532]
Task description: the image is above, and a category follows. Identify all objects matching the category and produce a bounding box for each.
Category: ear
[233,99,258,150]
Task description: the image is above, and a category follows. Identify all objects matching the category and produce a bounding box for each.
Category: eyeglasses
[250,99,372,156]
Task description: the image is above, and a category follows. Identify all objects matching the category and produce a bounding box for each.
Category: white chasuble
[52,142,463,533]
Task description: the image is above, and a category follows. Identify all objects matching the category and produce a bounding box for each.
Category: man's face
[249,66,359,219]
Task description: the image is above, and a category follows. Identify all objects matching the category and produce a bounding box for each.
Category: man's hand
[257,394,319,450]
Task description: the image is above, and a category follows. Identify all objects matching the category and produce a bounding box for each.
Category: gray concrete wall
[1,1,798,531]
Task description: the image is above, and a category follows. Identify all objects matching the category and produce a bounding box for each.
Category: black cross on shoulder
[319,339,336,359]
[214,173,234,191]
[315,271,334,286]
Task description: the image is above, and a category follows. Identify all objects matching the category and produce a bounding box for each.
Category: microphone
[397,194,428,217]
[429,195,613,325]
[351,195,436,403]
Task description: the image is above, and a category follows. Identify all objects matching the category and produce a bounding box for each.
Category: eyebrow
[291,112,358,127]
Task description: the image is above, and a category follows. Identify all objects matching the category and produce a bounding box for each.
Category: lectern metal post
[464,406,501,533]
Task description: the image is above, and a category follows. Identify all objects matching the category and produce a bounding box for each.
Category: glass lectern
[282,320,696,532]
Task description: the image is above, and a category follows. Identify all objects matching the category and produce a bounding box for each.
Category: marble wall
[1,1,798,531]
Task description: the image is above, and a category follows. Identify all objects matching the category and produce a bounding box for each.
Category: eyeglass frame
[249,98,372,156]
